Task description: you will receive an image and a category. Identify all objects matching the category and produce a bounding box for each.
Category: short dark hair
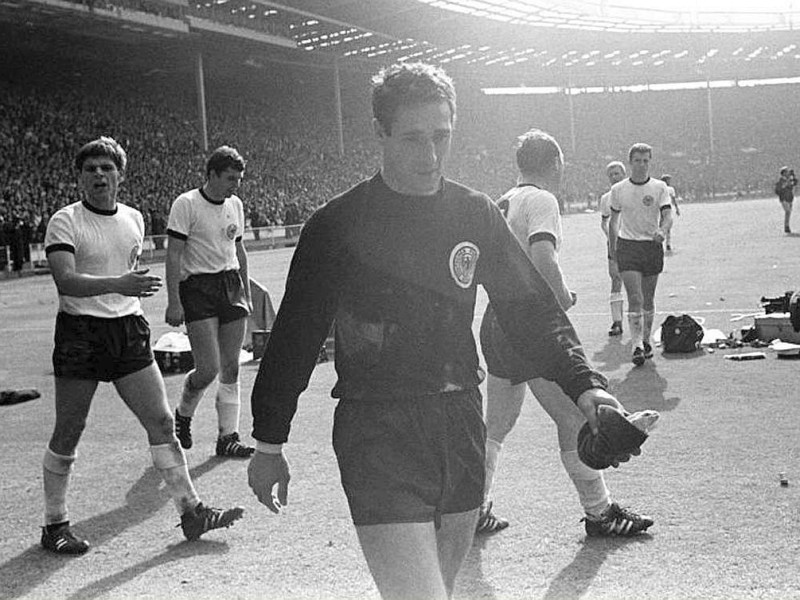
[628,143,652,162]
[515,129,563,176]
[206,145,246,177]
[75,136,127,173]
[371,62,456,135]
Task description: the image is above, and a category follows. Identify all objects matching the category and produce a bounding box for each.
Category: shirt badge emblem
[449,241,480,289]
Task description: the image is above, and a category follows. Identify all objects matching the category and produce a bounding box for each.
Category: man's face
[376,100,453,196]
[208,167,244,199]
[629,151,651,181]
[79,156,121,205]
[607,165,626,185]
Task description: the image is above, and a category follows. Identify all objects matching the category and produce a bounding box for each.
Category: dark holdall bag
[661,314,704,353]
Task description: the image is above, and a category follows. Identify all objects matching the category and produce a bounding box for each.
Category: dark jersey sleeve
[477,202,606,401]
[250,208,341,443]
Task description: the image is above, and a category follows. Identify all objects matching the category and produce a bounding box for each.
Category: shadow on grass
[0,458,224,600]
[608,361,681,413]
[541,534,653,600]
[64,540,230,600]
[591,337,629,373]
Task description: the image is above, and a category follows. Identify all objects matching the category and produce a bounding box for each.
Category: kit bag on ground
[660,314,704,353]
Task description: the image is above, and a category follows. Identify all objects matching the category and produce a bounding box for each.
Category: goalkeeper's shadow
[607,361,682,414]
[541,534,653,600]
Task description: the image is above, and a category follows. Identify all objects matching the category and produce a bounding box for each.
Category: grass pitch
[1,197,799,599]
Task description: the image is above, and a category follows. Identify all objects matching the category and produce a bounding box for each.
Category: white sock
[178,370,209,418]
[610,292,624,323]
[150,442,200,514]
[643,309,655,346]
[560,450,610,517]
[628,311,643,348]
[484,438,503,504]
[43,448,75,525]
[216,381,241,437]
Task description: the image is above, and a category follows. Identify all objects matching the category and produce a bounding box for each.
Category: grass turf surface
[1,197,799,599]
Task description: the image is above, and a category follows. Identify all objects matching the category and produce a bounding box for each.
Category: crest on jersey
[449,241,480,289]
[642,195,655,206]
[129,244,141,269]
[225,223,238,240]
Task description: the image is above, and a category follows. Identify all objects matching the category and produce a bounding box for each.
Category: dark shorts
[53,312,154,382]
[332,389,485,527]
[179,270,249,324]
[480,304,537,384]
[616,238,664,276]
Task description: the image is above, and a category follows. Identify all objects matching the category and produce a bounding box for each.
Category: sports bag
[660,314,704,353]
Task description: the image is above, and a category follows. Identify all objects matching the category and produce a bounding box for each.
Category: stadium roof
[5,0,800,85]
[266,0,800,83]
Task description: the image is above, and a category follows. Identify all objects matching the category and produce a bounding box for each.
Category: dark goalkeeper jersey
[251,173,606,443]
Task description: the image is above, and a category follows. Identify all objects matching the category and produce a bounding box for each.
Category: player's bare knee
[189,367,217,390]
[144,410,177,444]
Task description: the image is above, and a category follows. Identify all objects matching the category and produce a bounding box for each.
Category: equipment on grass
[153,332,194,373]
[660,314,704,353]
[0,388,40,406]
[577,405,659,470]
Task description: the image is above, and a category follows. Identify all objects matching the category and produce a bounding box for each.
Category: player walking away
[608,143,673,367]
[41,137,243,555]
[165,146,254,459]
[661,174,680,251]
[599,161,627,337]
[774,166,797,234]
[477,131,652,538]
[247,63,637,600]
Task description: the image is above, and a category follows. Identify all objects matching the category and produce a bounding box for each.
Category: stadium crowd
[2,45,799,272]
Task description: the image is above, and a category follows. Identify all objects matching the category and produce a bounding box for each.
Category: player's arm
[608,209,620,256]
[601,214,610,237]
[528,234,574,312]
[235,238,252,310]
[248,210,340,513]
[657,188,673,240]
[671,191,681,216]
[47,250,161,298]
[250,209,340,446]
[164,234,186,326]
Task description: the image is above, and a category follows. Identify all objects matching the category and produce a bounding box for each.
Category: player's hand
[248,451,290,514]
[116,268,162,297]
[653,230,666,243]
[570,291,578,306]
[576,388,624,436]
[165,303,184,327]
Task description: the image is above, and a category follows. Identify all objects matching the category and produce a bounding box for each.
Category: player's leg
[641,274,660,359]
[782,200,793,233]
[356,522,449,600]
[608,257,624,336]
[528,377,655,536]
[621,269,645,364]
[114,364,243,537]
[214,315,253,457]
[41,377,97,554]
[437,509,481,596]
[175,316,220,448]
[478,374,524,533]
[527,378,610,517]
